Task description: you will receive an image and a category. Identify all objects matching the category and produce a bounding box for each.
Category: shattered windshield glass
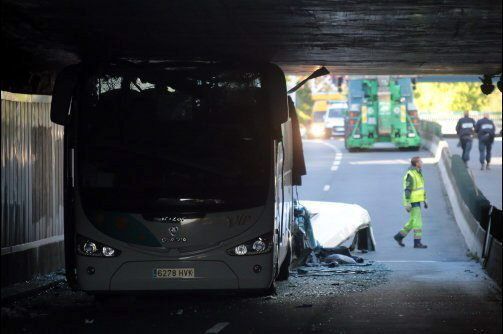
[78,64,271,212]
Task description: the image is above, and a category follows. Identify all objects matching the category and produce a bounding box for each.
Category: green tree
[414,82,502,113]
[295,84,314,116]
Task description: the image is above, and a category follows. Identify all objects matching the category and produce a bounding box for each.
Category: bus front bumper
[76,255,275,291]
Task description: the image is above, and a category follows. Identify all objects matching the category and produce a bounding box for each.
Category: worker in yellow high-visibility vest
[393,156,428,248]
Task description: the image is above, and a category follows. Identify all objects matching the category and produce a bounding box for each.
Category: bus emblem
[168,226,179,236]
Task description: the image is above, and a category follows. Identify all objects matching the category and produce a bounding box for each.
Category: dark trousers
[479,140,493,164]
[460,137,473,162]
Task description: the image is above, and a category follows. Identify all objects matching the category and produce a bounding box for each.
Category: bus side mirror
[50,64,80,125]
[264,64,289,126]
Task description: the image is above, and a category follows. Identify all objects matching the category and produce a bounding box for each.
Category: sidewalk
[446,138,502,209]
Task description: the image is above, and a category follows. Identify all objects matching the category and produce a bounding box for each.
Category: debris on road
[264,295,277,300]
[297,268,309,275]
[300,201,376,251]
[292,267,375,277]
[295,304,313,308]
[323,254,357,264]
[1,270,66,304]
[292,201,376,270]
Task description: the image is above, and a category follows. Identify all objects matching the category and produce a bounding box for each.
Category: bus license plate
[153,268,195,278]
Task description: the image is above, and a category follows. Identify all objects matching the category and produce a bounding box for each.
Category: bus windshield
[78,64,271,213]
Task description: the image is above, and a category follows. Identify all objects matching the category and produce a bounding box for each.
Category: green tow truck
[345,77,421,151]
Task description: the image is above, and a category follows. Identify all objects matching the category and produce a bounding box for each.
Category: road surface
[2,139,501,334]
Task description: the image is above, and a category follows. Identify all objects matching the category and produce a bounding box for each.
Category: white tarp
[300,201,373,248]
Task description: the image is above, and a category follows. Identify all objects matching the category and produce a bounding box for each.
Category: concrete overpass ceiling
[1,0,501,92]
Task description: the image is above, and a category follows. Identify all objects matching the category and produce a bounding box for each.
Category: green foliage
[414,82,502,113]
[420,120,442,137]
[295,84,314,118]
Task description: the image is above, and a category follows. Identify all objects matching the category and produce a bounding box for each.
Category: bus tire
[276,242,291,281]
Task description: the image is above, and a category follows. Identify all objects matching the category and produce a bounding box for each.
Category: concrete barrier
[421,132,502,286]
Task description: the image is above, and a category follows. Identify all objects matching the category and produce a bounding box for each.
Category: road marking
[304,140,343,172]
[323,185,330,191]
[205,322,230,334]
[317,140,339,153]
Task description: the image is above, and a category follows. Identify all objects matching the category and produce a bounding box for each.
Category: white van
[325,101,348,136]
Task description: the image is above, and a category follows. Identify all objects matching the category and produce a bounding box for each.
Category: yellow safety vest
[403,168,426,204]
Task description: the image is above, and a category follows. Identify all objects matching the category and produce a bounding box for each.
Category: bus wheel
[276,243,291,281]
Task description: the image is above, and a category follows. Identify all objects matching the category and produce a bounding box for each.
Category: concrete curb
[423,136,484,255]
[422,134,502,286]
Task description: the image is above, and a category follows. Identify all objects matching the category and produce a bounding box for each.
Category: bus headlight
[77,235,121,257]
[252,240,266,252]
[234,245,248,255]
[102,246,116,257]
[227,232,273,256]
[83,242,97,255]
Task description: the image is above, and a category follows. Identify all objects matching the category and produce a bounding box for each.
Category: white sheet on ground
[300,201,372,248]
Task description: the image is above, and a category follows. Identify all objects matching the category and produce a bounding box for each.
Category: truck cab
[307,101,330,139]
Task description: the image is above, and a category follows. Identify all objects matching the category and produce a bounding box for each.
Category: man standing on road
[455,111,476,166]
[393,156,428,249]
[475,113,496,170]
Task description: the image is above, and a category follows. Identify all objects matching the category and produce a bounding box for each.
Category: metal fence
[1,92,64,252]
[419,111,502,135]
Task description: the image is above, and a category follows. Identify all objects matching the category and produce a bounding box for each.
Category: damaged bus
[50,61,307,293]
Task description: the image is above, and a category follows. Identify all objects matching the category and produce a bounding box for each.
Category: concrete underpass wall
[420,127,502,287]
[1,91,64,287]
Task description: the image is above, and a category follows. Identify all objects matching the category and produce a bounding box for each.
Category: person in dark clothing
[455,112,476,166]
[475,113,496,170]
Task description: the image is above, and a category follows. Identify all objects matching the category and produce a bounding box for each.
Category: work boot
[414,239,428,249]
[393,233,405,247]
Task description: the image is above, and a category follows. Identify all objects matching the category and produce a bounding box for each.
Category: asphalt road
[2,139,501,334]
